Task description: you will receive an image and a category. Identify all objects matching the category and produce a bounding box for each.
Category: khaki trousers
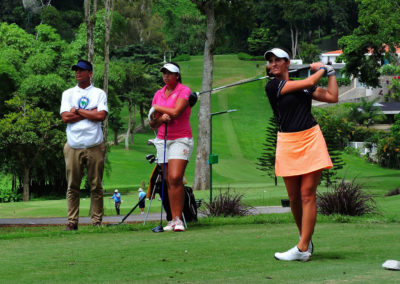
[64,142,105,225]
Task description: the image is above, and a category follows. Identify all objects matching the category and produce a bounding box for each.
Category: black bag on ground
[147,164,198,222]
[182,186,198,222]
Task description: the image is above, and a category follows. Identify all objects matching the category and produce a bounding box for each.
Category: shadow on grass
[312,252,346,261]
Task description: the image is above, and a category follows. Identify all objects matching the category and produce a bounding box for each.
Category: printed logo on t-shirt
[78,96,90,109]
[171,93,177,99]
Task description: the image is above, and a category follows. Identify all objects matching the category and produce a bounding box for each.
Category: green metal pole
[209,114,213,204]
[208,109,237,205]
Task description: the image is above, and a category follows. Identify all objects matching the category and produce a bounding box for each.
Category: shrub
[298,42,321,63]
[318,77,351,87]
[376,136,400,168]
[385,188,400,196]
[173,54,191,61]
[344,146,362,156]
[201,188,251,217]
[317,178,377,216]
[380,64,400,75]
[237,52,264,61]
[0,186,22,203]
[389,76,400,101]
[351,126,383,141]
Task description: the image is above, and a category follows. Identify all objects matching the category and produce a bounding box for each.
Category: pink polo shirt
[152,82,192,140]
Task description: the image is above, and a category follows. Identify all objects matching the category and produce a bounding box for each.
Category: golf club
[189,68,305,107]
[143,176,157,225]
[152,123,168,233]
[106,195,146,227]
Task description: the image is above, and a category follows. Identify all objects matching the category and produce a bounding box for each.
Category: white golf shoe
[299,236,314,254]
[274,246,311,262]
[173,218,185,232]
[382,260,400,270]
[308,240,314,254]
[163,220,175,231]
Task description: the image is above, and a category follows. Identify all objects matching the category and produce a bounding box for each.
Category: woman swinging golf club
[148,62,194,232]
[264,48,338,261]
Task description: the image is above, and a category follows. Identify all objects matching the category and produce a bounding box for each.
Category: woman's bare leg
[297,170,322,252]
[283,175,302,234]
[166,159,187,220]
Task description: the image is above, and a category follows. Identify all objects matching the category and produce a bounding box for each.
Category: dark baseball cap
[71,60,93,71]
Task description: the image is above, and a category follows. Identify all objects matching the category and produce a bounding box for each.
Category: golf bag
[147,164,198,222]
[182,186,197,222]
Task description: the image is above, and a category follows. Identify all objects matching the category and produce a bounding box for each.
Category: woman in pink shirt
[149,62,194,232]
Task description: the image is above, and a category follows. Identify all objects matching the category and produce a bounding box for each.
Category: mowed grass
[0,55,399,283]
[0,218,399,283]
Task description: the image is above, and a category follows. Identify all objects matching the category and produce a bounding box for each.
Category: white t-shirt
[60,85,108,149]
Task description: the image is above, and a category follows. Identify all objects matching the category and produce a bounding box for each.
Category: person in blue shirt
[138,187,146,215]
[110,189,121,215]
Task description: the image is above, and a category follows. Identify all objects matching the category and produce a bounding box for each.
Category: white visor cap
[160,63,180,73]
[264,48,290,61]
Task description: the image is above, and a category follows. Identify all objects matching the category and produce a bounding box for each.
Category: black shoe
[64,223,78,231]
[93,222,102,227]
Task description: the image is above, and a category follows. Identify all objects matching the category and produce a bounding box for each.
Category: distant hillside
[103,55,276,188]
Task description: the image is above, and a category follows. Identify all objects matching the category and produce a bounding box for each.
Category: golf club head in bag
[189,92,198,107]
[146,154,156,164]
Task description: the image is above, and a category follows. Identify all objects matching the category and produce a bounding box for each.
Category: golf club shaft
[158,123,168,226]
[143,177,157,225]
[120,195,146,223]
[197,69,302,95]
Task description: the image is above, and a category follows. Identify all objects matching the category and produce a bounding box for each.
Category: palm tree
[348,98,383,128]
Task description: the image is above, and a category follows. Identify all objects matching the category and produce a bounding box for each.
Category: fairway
[0,221,399,283]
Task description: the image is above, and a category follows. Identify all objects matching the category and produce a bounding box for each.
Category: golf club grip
[120,196,146,223]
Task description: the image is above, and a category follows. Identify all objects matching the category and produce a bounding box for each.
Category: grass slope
[102,54,269,190]
[1,55,399,218]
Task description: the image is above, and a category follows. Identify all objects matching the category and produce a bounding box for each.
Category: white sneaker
[274,246,311,262]
[173,218,185,232]
[308,240,314,254]
[299,236,314,254]
[382,260,400,270]
[163,220,175,231]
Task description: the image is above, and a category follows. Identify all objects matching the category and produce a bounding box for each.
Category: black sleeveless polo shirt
[265,78,317,132]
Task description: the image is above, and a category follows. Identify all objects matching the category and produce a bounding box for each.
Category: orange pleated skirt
[275,124,333,177]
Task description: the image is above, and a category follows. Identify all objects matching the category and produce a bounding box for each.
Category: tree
[114,0,165,48]
[247,27,275,56]
[0,22,82,199]
[191,0,255,190]
[102,0,115,143]
[327,0,359,36]
[191,0,216,190]
[312,108,347,186]
[84,0,98,65]
[257,116,279,186]
[338,0,400,87]
[281,0,327,58]
[0,97,64,201]
[0,59,20,117]
[298,42,321,63]
[40,5,83,42]
[348,98,384,128]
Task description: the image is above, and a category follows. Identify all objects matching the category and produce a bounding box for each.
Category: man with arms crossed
[60,59,108,230]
